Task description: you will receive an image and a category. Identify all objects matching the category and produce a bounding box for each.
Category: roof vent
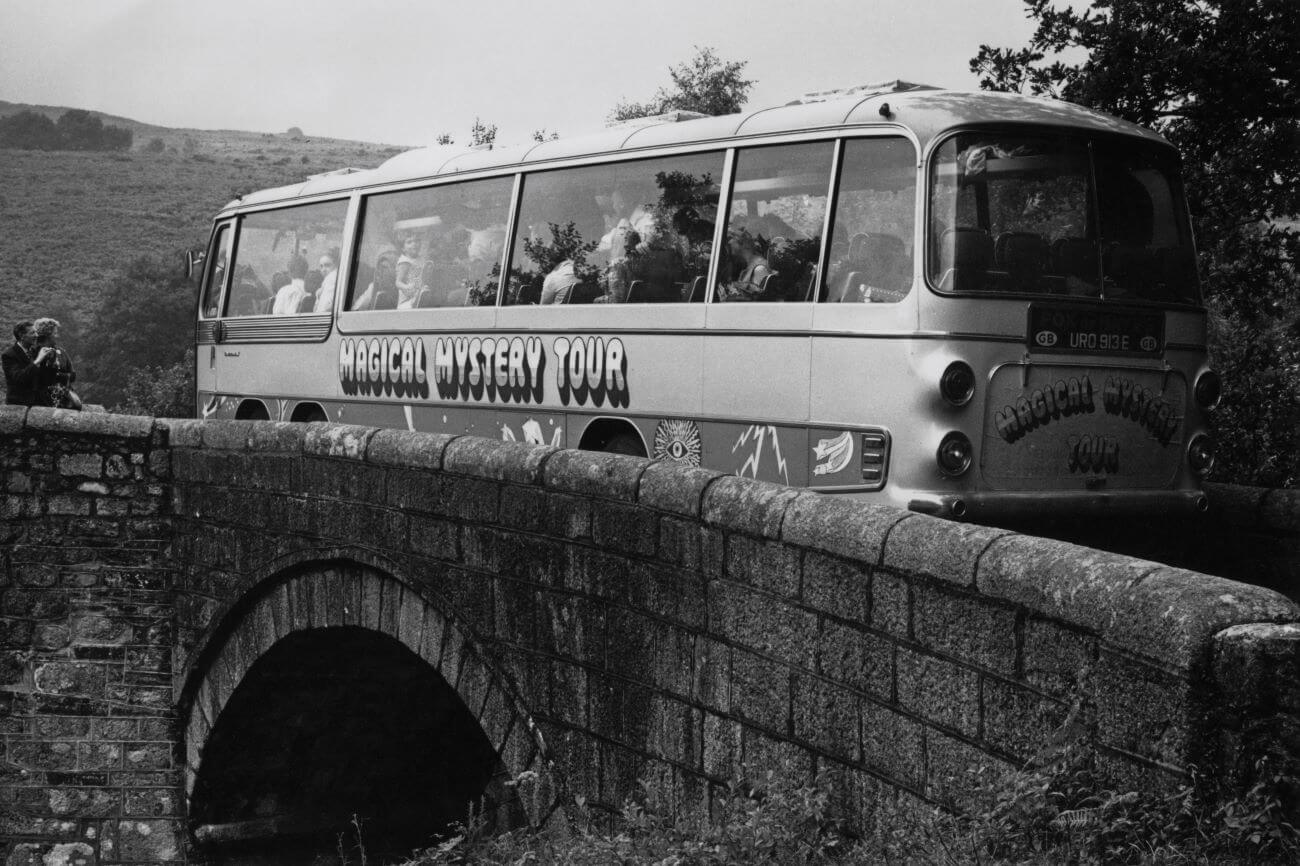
[305,166,365,181]
[605,109,710,129]
[786,79,940,107]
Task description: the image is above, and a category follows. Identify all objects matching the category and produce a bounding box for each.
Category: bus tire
[603,433,645,457]
[291,404,328,423]
[234,400,270,421]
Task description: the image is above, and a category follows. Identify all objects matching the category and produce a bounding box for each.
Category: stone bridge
[3,406,1300,865]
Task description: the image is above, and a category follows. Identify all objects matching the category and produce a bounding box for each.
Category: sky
[0,0,1038,147]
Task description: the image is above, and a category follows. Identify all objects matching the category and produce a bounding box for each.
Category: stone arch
[180,560,559,859]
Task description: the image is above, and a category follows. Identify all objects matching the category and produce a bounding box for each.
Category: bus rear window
[928,132,1198,304]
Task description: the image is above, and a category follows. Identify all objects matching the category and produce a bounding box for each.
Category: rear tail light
[939,361,976,406]
[1194,370,1222,410]
[937,431,973,476]
[1187,434,1215,477]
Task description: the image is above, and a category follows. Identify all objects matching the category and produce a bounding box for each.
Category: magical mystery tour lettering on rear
[338,335,629,408]
[993,373,1182,446]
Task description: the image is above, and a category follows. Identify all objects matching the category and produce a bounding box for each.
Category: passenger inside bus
[395,235,422,308]
[351,250,398,310]
[716,230,774,301]
[271,255,310,315]
[313,250,339,313]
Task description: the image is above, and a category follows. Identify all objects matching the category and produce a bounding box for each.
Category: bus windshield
[928,131,1198,304]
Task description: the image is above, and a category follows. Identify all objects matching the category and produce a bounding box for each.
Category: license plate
[1027,304,1164,357]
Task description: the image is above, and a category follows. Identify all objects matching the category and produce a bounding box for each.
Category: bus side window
[505,151,725,306]
[717,142,834,303]
[822,138,917,304]
[347,177,514,311]
[226,200,349,317]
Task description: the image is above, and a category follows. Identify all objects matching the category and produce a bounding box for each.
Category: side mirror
[184,248,207,280]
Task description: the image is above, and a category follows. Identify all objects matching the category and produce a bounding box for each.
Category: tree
[972,0,1300,486]
[609,46,754,121]
[470,117,497,148]
[79,256,196,412]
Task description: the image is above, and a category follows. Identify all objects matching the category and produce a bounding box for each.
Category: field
[0,102,403,361]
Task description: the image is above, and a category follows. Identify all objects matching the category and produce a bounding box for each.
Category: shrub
[386,753,1300,866]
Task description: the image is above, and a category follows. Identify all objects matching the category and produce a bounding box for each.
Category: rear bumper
[898,488,1209,521]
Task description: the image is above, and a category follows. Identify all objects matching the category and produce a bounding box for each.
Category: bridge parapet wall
[3,405,1300,864]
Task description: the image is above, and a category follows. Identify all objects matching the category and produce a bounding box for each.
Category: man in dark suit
[2,320,50,406]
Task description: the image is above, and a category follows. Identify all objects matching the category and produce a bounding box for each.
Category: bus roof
[223,86,1169,212]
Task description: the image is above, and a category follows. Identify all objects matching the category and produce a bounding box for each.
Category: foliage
[610,46,754,121]
[0,109,132,151]
[470,118,497,148]
[116,348,195,418]
[531,128,559,143]
[76,255,195,411]
[386,752,1300,866]
[971,0,1300,486]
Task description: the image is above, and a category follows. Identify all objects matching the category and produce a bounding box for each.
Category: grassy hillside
[0,102,405,373]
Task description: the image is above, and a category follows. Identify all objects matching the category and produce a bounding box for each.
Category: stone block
[1094,648,1191,769]
[792,675,860,763]
[802,552,870,623]
[58,454,103,478]
[543,492,591,541]
[872,571,910,637]
[0,403,27,434]
[494,576,537,647]
[302,423,377,459]
[26,409,153,440]
[781,491,910,564]
[498,485,547,533]
[605,607,656,684]
[114,818,181,862]
[911,584,1017,676]
[694,638,730,713]
[703,712,741,777]
[1102,567,1300,670]
[896,649,980,738]
[159,418,203,448]
[1023,617,1096,697]
[861,700,925,789]
[648,697,701,767]
[535,593,605,662]
[729,647,790,734]
[925,728,1014,806]
[543,449,646,502]
[982,678,1069,761]
[638,462,724,517]
[366,428,455,471]
[443,436,553,484]
[408,516,457,560]
[708,581,817,669]
[701,476,800,538]
[33,661,103,697]
[591,502,658,557]
[725,536,800,598]
[883,514,1012,587]
[818,619,893,701]
[739,725,813,782]
[651,622,695,698]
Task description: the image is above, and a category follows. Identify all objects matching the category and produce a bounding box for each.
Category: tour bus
[191,81,1219,520]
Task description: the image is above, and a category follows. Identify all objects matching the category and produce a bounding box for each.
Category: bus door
[196,220,233,416]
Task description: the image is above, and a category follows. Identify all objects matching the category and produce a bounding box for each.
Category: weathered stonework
[2,405,1300,864]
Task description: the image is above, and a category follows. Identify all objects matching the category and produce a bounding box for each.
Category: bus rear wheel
[603,433,645,457]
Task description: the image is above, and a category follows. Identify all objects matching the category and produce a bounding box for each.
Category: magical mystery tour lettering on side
[994,374,1181,447]
[339,335,630,408]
